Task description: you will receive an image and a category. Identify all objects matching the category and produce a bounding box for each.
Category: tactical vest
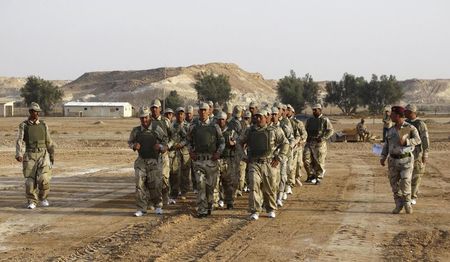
[248,127,271,159]
[136,129,159,159]
[24,122,47,149]
[152,117,169,136]
[193,125,217,154]
[221,129,235,158]
[306,117,324,138]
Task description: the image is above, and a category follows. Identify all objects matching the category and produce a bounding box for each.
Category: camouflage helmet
[29,102,41,112]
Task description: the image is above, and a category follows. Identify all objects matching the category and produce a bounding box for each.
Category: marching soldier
[187,102,225,217]
[303,104,334,185]
[405,104,430,205]
[240,109,289,220]
[286,104,307,187]
[380,106,421,214]
[15,102,55,209]
[128,106,168,216]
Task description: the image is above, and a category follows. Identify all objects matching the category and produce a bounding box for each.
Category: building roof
[64,102,132,107]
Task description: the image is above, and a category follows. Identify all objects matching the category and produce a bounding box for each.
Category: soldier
[185,105,194,124]
[169,107,192,200]
[303,104,334,185]
[356,118,370,142]
[242,111,252,129]
[240,109,289,220]
[286,104,307,187]
[405,104,430,205]
[185,105,196,192]
[207,101,215,122]
[228,105,247,197]
[216,111,238,209]
[128,106,168,216]
[15,102,55,209]
[380,106,421,214]
[248,101,258,125]
[164,108,175,123]
[277,103,296,196]
[187,102,225,217]
[382,107,392,142]
[150,99,173,205]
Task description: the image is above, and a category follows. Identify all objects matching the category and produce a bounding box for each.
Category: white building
[0,101,14,117]
[63,102,133,117]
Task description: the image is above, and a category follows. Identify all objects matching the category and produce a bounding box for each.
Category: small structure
[0,101,14,117]
[63,102,133,117]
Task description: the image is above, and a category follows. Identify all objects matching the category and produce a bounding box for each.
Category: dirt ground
[0,116,449,262]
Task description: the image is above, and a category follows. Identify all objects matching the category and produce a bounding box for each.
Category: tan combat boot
[404,203,413,214]
[392,199,403,214]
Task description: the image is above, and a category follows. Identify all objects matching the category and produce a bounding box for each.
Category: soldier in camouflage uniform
[216,111,239,209]
[405,104,430,205]
[303,104,334,185]
[150,99,173,205]
[169,107,191,201]
[227,105,246,197]
[380,106,421,214]
[240,109,289,220]
[129,106,168,216]
[187,102,225,217]
[286,104,307,187]
[185,105,196,192]
[382,108,392,142]
[15,102,55,209]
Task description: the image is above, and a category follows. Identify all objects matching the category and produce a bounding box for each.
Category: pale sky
[1,0,449,81]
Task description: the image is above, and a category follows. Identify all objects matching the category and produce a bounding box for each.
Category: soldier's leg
[388,159,403,213]
[315,144,328,179]
[303,145,315,181]
[295,147,304,182]
[262,163,278,213]
[237,160,246,195]
[161,153,170,204]
[191,161,197,192]
[148,160,163,208]
[169,153,181,199]
[193,161,208,215]
[134,160,149,212]
[205,160,219,214]
[180,153,191,197]
[287,149,296,188]
[399,158,414,206]
[214,161,223,206]
[278,159,288,200]
[222,158,235,205]
[23,154,38,204]
[411,157,424,200]
[37,165,52,201]
[247,163,263,215]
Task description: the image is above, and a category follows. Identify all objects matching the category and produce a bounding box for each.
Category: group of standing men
[127,99,334,219]
[15,101,428,218]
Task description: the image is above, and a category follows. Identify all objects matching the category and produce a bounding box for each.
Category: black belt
[390,153,411,159]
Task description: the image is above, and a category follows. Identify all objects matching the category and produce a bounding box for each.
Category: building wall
[63,105,132,117]
[0,102,14,117]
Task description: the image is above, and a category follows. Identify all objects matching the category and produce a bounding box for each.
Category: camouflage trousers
[388,156,414,205]
[277,158,288,198]
[161,152,170,204]
[134,157,163,211]
[248,160,278,214]
[412,153,425,200]
[169,150,191,198]
[303,142,327,179]
[193,158,219,215]
[217,158,238,205]
[22,150,52,204]
[292,146,304,182]
[237,160,247,194]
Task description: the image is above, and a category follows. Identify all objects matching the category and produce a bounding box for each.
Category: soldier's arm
[165,119,175,149]
[420,122,430,158]
[177,125,188,148]
[156,127,169,152]
[186,124,195,152]
[322,118,334,140]
[238,127,249,147]
[298,121,307,143]
[44,122,55,161]
[15,122,25,159]
[381,131,389,161]
[274,128,289,161]
[406,126,421,147]
[127,127,138,150]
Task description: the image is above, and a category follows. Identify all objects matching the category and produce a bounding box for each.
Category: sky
[0,0,449,81]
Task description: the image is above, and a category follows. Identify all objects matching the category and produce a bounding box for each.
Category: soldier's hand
[271,158,279,168]
[134,143,141,151]
[15,156,23,162]
[380,158,386,166]
[189,152,197,161]
[175,143,183,150]
[212,152,220,161]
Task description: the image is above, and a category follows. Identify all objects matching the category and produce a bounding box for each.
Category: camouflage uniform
[381,121,421,211]
[16,118,55,205]
[356,121,370,141]
[303,114,334,182]
[151,115,173,204]
[129,123,168,212]
[218,125,239,206]
[240,122,289,215]
[405,118,429,201]
[228,111,246,196]
[289,115,307,185]
[169,119,191,199]
[188,117,225,216]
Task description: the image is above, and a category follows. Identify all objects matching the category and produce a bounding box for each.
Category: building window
[116,108,119,111]
[84,108,87,110]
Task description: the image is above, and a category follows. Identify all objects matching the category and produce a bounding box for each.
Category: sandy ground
[0,117,449,261]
